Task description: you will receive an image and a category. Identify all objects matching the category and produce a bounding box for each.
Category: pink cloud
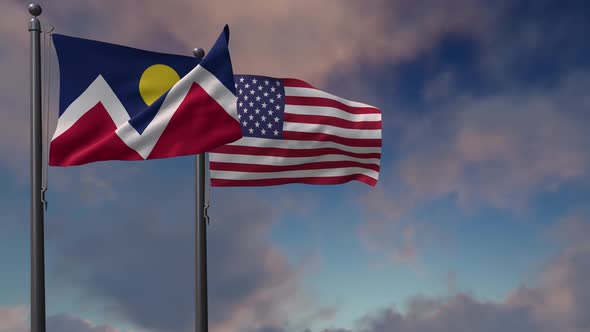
[45,182,323,332]
[356,186,443,267]
[0,307,120,332]
[398,71,589,211]
[0,0,494,175]
[505,212,590,328]
[357,69,589,265]
[0,306,27,332]
[0,2,36,175]
[297,217,587,332]
[47,0,488,83]
[320,213,590,332]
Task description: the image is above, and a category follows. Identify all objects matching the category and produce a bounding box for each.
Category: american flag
[209,75,382,186]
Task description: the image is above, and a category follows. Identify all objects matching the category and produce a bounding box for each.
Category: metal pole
[28,3,46,332]
[193,47,208,332]
[195,153,208,332]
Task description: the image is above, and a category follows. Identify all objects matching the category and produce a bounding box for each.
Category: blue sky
[1,1,590,332]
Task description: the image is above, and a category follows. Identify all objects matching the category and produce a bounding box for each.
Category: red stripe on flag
[210,161,380,173]
[211,145,381,159]
[283,113,382,130]
[282,131,382,147]
[281,78,317,89]
[211,174,378,187]
[285,96,380,114]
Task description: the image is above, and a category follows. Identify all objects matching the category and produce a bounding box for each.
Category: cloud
[40,0,491,83]
[0,0,496,175]
[356,186,445,267]
[45,174,315,332]
[0,307,27,332]
[354,242,590,332]
[475,1,590,85]
[342,2,589,266]
[505,213,590,330]
[48,162,142,207]
[47,314,120,332]
[13,206,590,332]
[318,214,590,332]
[397,70,589,210]
[358,69,590,264]
[0,2,37,175]
[551,213,590,245]
[352,294,540,332]
[3,2,590,332]
[0,307,119,332]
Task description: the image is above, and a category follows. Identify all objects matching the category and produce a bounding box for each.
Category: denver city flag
[50,25,241,166]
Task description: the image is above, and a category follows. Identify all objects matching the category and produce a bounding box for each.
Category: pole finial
[28,3,42,16]
[193,48,205,60]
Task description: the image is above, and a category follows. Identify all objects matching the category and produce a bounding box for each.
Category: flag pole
[193,47,208,332]
[28,3,47,332]
[195,152,208,332]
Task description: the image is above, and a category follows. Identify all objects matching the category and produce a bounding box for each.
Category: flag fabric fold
[209,75,382,186]
[50,25,241,166]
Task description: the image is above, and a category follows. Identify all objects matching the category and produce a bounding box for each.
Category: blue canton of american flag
[235,75,285,139]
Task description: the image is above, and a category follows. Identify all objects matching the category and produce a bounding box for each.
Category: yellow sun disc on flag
[139,64,181,106]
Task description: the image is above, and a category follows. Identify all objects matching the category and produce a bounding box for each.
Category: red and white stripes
[209,78,382,186]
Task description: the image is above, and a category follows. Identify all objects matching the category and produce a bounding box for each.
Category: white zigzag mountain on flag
[53,65,238,159]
